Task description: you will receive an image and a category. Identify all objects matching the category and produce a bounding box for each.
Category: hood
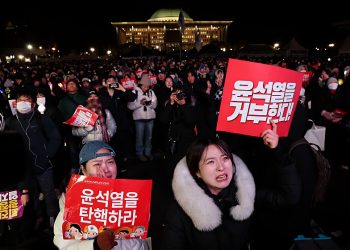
[59,193,65,210]
[172,154,255,231]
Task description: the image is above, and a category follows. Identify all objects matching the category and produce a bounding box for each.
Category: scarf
[196,176,238,216]
[87,99,110,142]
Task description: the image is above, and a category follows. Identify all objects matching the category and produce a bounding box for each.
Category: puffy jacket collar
[172,154,255,231]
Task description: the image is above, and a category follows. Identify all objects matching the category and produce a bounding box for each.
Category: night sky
[0,0,347,52]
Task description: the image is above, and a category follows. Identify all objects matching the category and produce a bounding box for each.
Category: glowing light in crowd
[273,43,280,50]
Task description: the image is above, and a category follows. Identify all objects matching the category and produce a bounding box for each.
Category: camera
[109,82,119,88]
[144,100,152,106]
[176,92,186,100]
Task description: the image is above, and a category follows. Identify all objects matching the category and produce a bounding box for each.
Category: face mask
[37,97,46,106]
[37,104,46,114]
[328,83,338,90]
[16,101,32,114]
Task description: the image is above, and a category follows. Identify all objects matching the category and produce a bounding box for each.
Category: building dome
[148,9,193,22]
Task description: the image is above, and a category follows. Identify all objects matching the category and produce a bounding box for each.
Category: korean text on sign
[0,190,23,220]
[227,80,296,124]
[63,176,152,240]
[79,189,139,226]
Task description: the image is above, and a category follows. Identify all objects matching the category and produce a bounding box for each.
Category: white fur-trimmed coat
[163,154,255,250]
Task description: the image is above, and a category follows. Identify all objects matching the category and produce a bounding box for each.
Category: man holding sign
[53,141,149,250]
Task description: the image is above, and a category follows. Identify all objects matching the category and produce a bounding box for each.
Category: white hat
[327,77,338,84]
[82,77,91,82]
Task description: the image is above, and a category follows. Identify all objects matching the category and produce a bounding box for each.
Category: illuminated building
[111,9,232,51]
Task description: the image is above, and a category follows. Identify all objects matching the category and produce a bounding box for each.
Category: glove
[94,229,117,250]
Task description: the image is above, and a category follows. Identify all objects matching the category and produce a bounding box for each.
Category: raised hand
[261,120,279,149]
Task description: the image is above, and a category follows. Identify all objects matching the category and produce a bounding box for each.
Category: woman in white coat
[72,91,116,144]
[127,74,157,161]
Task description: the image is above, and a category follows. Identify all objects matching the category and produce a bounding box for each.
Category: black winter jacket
[163,155,255,250]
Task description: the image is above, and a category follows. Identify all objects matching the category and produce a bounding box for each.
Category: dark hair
[70,223,82,233]
[106,75,116,80]
[66,78,79,86]
[165,74,174,81]
[186,138,234,178]
[16,88,36,103]
[323,68,332,76]
[187,69,197,79]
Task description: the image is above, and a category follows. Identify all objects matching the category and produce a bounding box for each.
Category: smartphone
[109,83,119,88]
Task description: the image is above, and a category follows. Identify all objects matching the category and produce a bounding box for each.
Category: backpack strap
[307,142,322,152]
[288,138,309,156]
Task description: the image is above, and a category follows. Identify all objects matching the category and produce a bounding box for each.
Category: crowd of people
[0,55,349,249]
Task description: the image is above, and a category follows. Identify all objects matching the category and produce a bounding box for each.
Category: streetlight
[27,44,34,61]
[273,43,280,50]
[107,50,112,55]
[51,47,56,59]
[90,47,95,53]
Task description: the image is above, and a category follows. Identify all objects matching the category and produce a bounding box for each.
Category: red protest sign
[136,70,147,79]
[217,59,303,137]
[64,105,98,126]
[121,78,136,90]
[149,75,157,86]
[63,175,152,240]
[0,190,24,220]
